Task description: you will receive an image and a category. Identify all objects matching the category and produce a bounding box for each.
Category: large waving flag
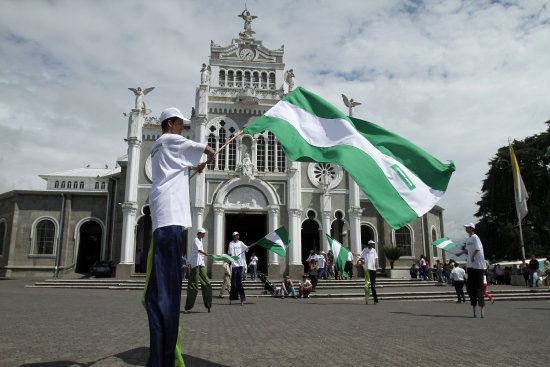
[326,234,349,278]
[255,226,289,258]
[243,87,455,229]
[432,237,458,253]
[211,254,239,262]
[510,145,529,220]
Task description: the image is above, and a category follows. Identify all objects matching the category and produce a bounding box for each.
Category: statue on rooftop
[238,9,257,38]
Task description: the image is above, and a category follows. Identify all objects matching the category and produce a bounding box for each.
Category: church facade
[0,10,446,279]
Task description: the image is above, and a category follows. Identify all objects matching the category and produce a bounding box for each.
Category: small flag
[243,87,455,229]
[510,145,529,220]
[211,254,239,262]
[255,226,289,258]
[432,237,457,252]
[326,234,349,278]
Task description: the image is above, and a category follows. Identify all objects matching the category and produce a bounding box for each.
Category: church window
[95,182,99,190]
[269,72,275,89]
[61,181,65,188]
[244,71,251,86]
[228,134,236,171]
[431,228,441,258]
[257,136,266,171]
[395,226,412,256]
[218,125,226,170]
[277,142,286,172]
[73,181,78,189]
[236,71,243,88]
[34,219,55,255]
[267,132,276,172]
[67,181,72,189]
[207,133,216,170]
[54,181,59,188]
[79,182,84,189]
[227,70,234,87]
[101,182,106,190]
[252,71,259,87]
[261,72,267,89]
[330,211,346,244]
[219,70,226,87]
[0,219,6,256]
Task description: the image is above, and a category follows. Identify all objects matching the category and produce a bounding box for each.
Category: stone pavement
[1,279,549,367]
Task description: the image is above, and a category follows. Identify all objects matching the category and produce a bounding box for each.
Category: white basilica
[0,9,446,279]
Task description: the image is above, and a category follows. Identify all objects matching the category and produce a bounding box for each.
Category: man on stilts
[143,107,215,367]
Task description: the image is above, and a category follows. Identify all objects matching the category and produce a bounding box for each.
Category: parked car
[90,260,112,278]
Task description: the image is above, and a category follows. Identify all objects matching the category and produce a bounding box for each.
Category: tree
[475,121,550,260]
[383,246,403,269]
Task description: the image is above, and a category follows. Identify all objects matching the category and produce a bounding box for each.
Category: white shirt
[249,256,258,266]
[451,267,465,281]
[360,247,378,271]
[316,254,326,269]
[228,240,248,267]
[347,251,354,262]
[149,134,205,231]
[465,234,486,270]
[189,237,205,268]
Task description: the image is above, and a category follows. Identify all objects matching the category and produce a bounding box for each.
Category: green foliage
[383,246,403,269]
[475,121,550,260]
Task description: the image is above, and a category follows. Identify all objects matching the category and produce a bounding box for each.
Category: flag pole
[189,130,245,179]
[509,139,526,261]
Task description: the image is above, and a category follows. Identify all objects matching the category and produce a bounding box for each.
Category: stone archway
[75,221,102,273]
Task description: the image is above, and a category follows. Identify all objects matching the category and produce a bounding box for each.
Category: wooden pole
[189,130,245,179]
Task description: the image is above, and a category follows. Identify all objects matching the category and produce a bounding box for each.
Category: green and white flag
[326,234,349,278]
[255,226,289,258]
[432,237,457,252]
[211,254,239,262]
[243,87,455,229]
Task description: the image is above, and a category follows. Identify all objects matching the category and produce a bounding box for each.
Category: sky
[1,0,549,247]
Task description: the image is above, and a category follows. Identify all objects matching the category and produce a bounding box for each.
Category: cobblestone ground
[1,279,549,367]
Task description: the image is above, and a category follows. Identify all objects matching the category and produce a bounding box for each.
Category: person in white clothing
[450,264,466,303]
[144,107,214,367]
[358,240,379,304]
[456,223,487,318]
[249,252,259,280]
[227,232,255,305]
[345,249,354,279]
[184,228,212,312]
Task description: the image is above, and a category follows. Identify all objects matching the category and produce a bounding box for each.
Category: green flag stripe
[211,254,239,261]
[326,234,348,278]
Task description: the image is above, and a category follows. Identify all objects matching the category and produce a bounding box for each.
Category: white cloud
[0,0,549,244]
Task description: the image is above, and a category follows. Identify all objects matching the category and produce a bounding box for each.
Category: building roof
[39,166,121,180]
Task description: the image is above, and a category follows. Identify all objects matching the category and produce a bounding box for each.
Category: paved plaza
[1,278,549,367]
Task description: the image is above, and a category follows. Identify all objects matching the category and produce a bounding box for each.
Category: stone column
[267,205,280,277]
[118,109,143,278]
[211,204,225,279]
[287,161,303,279]
[348,177,362,255]
[320,192,332,252]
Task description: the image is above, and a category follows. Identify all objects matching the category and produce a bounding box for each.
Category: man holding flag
[359,240,379,305]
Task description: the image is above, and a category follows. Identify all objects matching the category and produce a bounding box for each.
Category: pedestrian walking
[184,228,212,313]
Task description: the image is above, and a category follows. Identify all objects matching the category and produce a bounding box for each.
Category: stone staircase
[27,277,550,302]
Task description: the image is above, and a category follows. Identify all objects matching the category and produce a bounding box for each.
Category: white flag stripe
[264,231,286,250]
[266,101,444,216]
[436,239,454,249]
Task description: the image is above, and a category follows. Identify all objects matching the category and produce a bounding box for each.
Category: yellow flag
[510,146,529,219]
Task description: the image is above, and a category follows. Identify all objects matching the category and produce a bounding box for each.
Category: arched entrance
[75,221,102,273]
[301,210,320,273]
[225,213,268,275]
[360,224,375,250]
[135,206,152,273]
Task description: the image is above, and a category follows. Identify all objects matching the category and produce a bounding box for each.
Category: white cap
[232,231,239,236]
[197,228,206,234]
[368,240,375,245]
[463,223,476,229]
[159,107,190,123]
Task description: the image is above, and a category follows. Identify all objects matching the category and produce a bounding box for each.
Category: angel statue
[342,94,362,117]
[284,69,295,92]
[128,87,155,110]
[238,9,258,38]
[200,63,211,85]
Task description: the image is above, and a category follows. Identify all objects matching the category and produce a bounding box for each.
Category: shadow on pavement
[19,347,229,367]
[390,311,471,318]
